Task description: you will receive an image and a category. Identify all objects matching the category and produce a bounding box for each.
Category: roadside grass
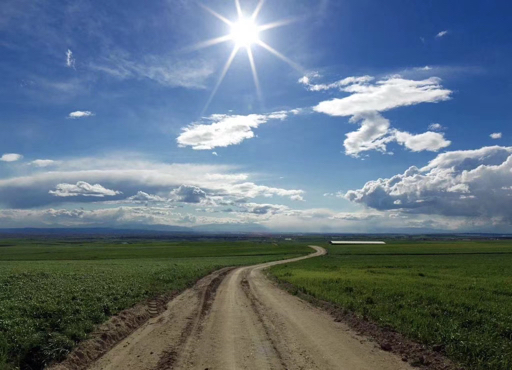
[0,239,310,370]
[269,241,512,370]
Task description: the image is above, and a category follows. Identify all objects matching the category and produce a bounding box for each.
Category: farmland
[0,238,310,370]
[269,240,512,370]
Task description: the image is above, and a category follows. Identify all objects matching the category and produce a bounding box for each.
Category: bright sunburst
[193,0,302,112]
[230,18,260,47]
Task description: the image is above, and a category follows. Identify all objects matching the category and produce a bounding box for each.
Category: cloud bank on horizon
[0,0,510,232]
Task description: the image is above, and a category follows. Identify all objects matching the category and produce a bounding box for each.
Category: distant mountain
[0,226,192,236]
[0,223,270,236]
[193,223,269,233]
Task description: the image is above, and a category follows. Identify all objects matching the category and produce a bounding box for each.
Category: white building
[330,241,386,245]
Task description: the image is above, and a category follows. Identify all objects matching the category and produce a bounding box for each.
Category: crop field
[0,238,310,370]
[269,241,512,370]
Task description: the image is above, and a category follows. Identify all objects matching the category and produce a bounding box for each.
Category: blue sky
[1,0,511,232]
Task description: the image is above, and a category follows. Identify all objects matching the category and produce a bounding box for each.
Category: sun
[191,0,302,113]
[230,18,260,47]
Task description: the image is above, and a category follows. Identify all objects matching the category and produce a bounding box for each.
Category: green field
[269,241,512,370]
[0,238,310,370]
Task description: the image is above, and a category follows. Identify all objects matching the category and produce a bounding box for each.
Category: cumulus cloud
[66,49,75,68]
[49,181,122,197]
[345,146,512,223]
[0,153,23,162]
[490,132,502,139]
[68,111,94,119]
[394,130,451,152]
[29,159,58,167]
[127,191,166,203]
[344,113,394,156]
[428,123,445,131]
[177,111,290,150]
[436,30,449,38]
[313,76,451,117]
[170,185,208,204]
[343,113,451,157]
[304,75,452,156]
[237,203,289,215]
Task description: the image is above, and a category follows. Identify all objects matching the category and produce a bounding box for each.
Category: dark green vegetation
[0,238,310,370]
[270,241,512,370]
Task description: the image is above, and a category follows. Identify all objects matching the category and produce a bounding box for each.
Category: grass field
[0,238,310,370]
[269,241,512,370]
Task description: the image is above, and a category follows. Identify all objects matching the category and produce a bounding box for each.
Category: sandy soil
[86,246,412,370]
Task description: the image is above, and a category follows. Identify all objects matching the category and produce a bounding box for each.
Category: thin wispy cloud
[90,54,215,89]
[436,30,449,38]
[429,123,445,131]
[66,49,75,68]
[29,159,58,167]
[299,73,374,91]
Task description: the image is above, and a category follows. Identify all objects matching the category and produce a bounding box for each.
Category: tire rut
[239,274,288,370]
[155,267,234,370]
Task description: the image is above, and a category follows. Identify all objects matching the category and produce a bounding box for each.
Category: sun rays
[193,0,302,113]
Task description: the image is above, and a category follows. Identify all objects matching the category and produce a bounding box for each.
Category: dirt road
[88,246,412,370]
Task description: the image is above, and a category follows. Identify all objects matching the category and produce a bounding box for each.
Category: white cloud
[170,185,208,204]
[0,207,191,228]
[344,113,394,156]
[490,132,502,139]
[127,191,166,203]
[49,181,122,197]
[394,130,451,152]
[66,49,75,68]
[342,113,451,157]
[436,30,449,38]
[345,146,512,222]
[177,111,289,150]
[212,151,218,156]
[29,159,58,167]
[90,54,214,89]
[0,157,305,208]
[428,123,445,131]
[0,153,23,162]
[226,182,304,201]
[313,76,451,117]
[68,111,94,119]
[305,75,452,156]
[299,73,374,91]
[237,202,289,215]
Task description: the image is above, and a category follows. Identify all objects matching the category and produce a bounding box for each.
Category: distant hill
[0,226,192,236]
[0,223,270,236]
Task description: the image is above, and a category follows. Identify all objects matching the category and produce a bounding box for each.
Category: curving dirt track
[87,246,412,370]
